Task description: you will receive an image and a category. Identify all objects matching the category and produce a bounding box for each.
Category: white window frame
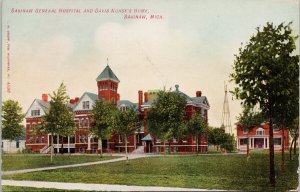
[82,101,90,110]
[256,128,264,136]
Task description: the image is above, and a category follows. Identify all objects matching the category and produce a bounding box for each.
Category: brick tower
[96,62,120,105]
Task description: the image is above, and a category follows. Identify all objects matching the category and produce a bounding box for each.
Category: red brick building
[236,123,289,151]
[25,64,210,153]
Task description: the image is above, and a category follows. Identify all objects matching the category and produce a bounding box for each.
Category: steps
[40,145,51,154]
[132,146,144,154]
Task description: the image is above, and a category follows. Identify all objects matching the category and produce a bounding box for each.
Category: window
[86,118,90,127]
[35,137,39,143]
[120,106,127,111]
[82,101,90,110]
[29,123,33,130]
[243,128,248,134]
[41,136,44,143]
[1,142,3,148]
[83,118,87,127]
[16,141,20,148]
[173,137,177,143]
[79,119,83,128]
[83,134,87,143]
[70,136,75,143]
[156,138,161,143]
[29,136,33,144]
[79,135,82,143]
[274,138,281,145]
[256,128,264,136]
[240,138,248,145]
[274,126,279,132]
[31,110,40,117]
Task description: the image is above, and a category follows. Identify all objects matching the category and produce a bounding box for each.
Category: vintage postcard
[1,0,299,191]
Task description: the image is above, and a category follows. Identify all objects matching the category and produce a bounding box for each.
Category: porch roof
[141,133,153,141]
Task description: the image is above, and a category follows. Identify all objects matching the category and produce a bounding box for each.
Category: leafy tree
[113,107,140,163]
[272,76,298,172]
[2,100,25,141]
[288,117,298,160]
[147,90,186,153]
[186,112,207,155]
[208,127,226,151]
[237,106,264,160]
[221,133,235,152]
[57,104,75,155]
[37,82,75,162]
[90,100,115,158]
[230,22,298,186]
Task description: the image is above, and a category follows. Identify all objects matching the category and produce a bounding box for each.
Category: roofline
[96,78,120,83]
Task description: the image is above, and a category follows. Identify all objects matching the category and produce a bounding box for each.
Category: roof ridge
[96,65,120,82]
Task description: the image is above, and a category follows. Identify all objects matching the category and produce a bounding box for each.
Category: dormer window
[31,109,40,117]
[120,106,127,111]
[256,128,264,136]
[83,101,89,109]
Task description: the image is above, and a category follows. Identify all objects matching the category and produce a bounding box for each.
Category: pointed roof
[73,92,98,111]
[96,65,120,83]
[141,133,153,141]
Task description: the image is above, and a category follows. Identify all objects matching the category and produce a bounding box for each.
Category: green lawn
[3,152,298,191]
[2,154,119,171]
[2,185,82,191]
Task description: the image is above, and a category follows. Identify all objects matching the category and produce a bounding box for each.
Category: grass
[2,185,82,191]
[2,154,119,171]
[3,152,298,191]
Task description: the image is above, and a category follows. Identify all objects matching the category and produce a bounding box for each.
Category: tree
[90,100,115,158]
[272,74,298,172]
[208,127,226,151]
[221,133,235,152]
[287,117,298,161]
[2,100,25,142]
[237,106,264,160]
[57,104,75,155]
[147,90,186,153]
[186,112,207,155]
[113,107,140,163]
[37,82,75,162]
[230,22,299,186]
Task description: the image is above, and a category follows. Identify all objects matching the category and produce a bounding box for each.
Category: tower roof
[96,65,120,83]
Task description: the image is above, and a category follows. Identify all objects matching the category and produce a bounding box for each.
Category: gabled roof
[141,133,153,141]
[36,99,50,113]
[85,92,98,101]
[25,99,50,117]
[117,100,138,111]
[96,65,120,83]
[192,96,210,108]
[73,92,98,111]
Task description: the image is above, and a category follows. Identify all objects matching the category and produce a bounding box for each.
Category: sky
[2,0,299,130]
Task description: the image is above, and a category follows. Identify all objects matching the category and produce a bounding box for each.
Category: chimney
[42,94,48,102]
[117,94,120,101]
[196,91,202,97]
[70,99,75,104]
[138,90,143,108]
[75,97,80,103]
[144,92,148,103]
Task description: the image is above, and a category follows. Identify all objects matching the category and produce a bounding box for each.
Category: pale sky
[2,0,299,129]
